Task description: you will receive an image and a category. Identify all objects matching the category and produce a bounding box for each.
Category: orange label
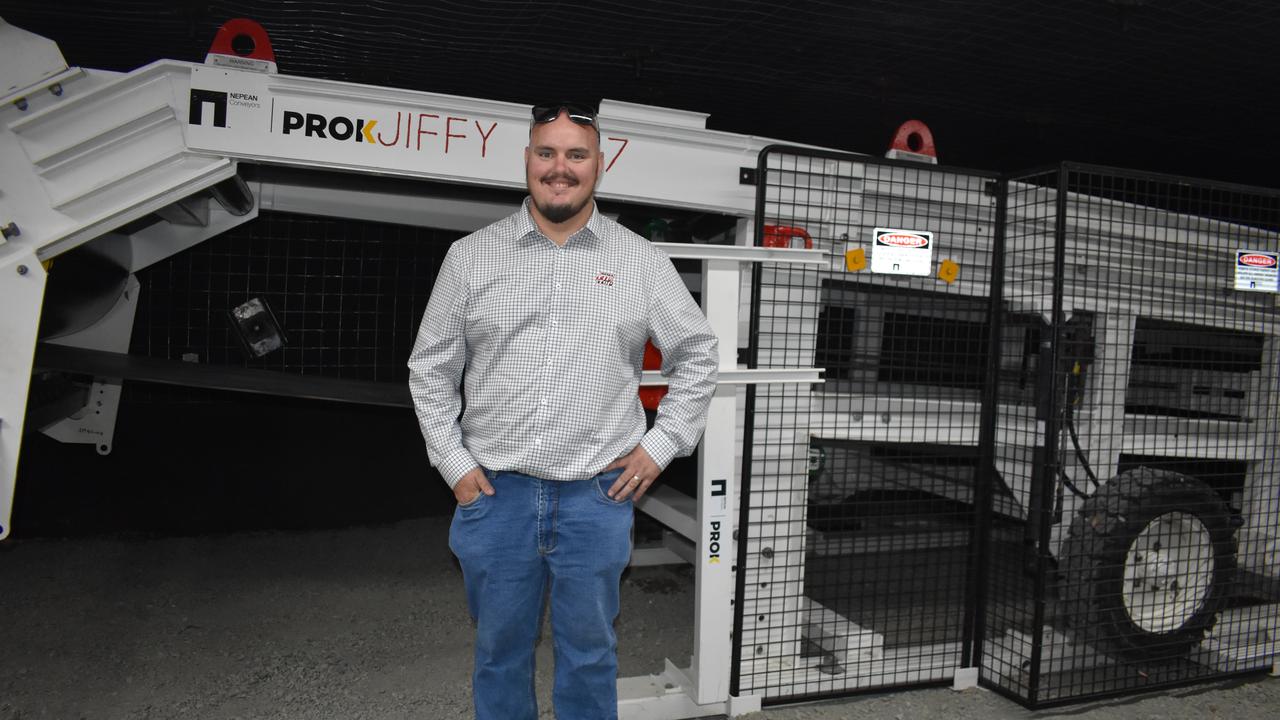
[845,248,867,272]
[938,259,960,284]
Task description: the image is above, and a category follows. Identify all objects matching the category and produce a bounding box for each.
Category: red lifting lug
[885,119,938,164]
[762,225,813,249]
[206,18,278,74]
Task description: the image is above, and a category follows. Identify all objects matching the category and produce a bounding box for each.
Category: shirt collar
[518,198,604,247]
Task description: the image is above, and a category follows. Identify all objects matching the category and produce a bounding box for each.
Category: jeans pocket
[457,490,486,509]
[593,469,631,506]
[457,468,498,510]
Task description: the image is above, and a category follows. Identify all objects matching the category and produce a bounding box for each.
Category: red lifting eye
[888,119,937,159]
[207,18,277,64]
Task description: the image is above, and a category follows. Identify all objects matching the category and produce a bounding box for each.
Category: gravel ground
[1,517,1276,719]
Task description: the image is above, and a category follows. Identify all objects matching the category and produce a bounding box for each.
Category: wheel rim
[1122,511,1215,633]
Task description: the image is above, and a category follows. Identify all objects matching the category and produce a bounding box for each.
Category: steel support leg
[0,249,48,540]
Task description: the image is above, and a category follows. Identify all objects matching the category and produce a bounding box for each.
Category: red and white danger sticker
[1235,249,1279,292]
[1239,253,1277,268]
[876,231,931,248]
[871,228,934,276]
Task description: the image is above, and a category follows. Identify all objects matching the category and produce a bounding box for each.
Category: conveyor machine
[0,17,824,719]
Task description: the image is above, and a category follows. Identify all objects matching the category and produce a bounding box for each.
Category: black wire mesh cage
[735,150,1280,708]
[131,211,454,400]
[734,148,1002,701]
[980,164,1280,706]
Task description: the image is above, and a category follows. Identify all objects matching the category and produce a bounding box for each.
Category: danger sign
[1234,249,1279,293]
[871,228,934,276]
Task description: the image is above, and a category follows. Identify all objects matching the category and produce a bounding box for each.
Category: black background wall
[6,1,1278,185]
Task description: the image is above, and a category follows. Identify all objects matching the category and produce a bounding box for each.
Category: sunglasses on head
[531,101,598,127]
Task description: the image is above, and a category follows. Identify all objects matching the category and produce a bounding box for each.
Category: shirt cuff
[436,448,480,489]
[639,429,680,470]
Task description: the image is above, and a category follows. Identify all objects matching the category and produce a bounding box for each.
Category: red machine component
[639,340,667,411]
[887,119,938,160]
[762,225,812,249]
[206,18,277,65]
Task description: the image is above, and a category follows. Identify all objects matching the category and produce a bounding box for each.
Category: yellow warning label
[938,258,960,284]
[845,248,866,272]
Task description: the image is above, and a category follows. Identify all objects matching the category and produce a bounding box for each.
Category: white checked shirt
[408,200,719,488]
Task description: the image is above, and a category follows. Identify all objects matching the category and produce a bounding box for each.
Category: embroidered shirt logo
[595,271,616,287]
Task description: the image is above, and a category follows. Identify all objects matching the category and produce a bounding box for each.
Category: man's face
[525,112,603,225]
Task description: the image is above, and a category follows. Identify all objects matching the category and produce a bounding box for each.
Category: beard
[537,197,589,224]
[532,172,591,223]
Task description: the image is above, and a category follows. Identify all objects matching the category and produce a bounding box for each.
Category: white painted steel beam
[629,530,696,567]
[182,65,833,216]
[0,250,47,541]
[642,367,822,387]
[3,60,238,259]
[255,177,514,233]
[693,260,738,707]
[653,243,827,265]
[635,486,698,542]
[628,546,688,568]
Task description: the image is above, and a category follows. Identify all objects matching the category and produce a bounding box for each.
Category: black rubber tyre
[1059,467,1237,661]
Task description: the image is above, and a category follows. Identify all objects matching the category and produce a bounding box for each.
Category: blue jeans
[449,468,634,720]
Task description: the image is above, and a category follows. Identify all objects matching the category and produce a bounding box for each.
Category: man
[408,101,718,720]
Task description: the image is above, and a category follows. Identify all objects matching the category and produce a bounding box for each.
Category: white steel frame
[620,241,825,718]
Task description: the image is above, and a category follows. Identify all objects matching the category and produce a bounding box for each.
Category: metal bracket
[41,379,123,455]
[41,274,140,454]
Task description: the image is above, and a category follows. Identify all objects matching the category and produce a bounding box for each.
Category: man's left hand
[604,445,661,501]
